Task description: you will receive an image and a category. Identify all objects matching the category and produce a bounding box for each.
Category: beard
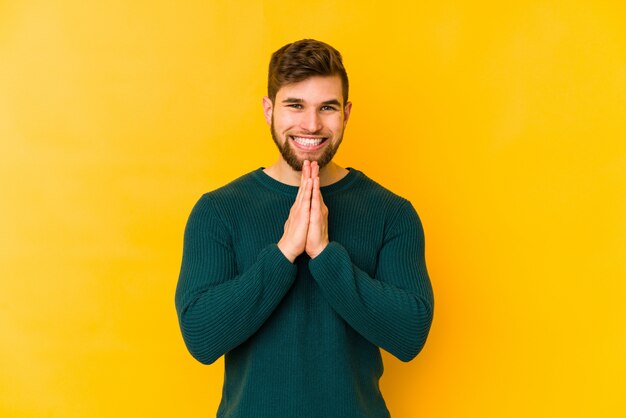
[270,118,344,172]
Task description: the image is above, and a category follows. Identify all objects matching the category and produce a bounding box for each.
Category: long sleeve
[308,200,434,362]
[175,195,297,365]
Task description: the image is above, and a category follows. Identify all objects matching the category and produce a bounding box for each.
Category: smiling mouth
[290,136,328,150]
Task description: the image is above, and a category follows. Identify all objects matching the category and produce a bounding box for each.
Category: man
[175,39,434,418]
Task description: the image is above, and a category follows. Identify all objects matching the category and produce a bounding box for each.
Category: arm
[175,195,297,365]
[309,201,434,362]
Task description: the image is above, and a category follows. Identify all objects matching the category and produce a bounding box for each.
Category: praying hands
[277,160,329,263]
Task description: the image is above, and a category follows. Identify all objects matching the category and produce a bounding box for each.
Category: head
[267,39,349,105]
[263,39,351,171]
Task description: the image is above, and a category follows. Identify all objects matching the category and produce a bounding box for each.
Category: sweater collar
[251,167,361,197]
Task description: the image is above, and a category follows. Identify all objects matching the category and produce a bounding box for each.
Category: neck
[264,159,348,187]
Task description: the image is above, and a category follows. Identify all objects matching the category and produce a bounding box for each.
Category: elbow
[395,336,428,363]
[180,329,223,365]
[176,298,226,365]
[389,344,418,362]
[188,345,222,365]
[393,307,434,363]
[178,316,224,366]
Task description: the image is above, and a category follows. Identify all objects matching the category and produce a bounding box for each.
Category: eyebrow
[281,98,342,107]
[321,99,342,107]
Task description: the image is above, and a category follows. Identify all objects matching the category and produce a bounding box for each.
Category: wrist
[277,240,298,263]
[308,241,329,259]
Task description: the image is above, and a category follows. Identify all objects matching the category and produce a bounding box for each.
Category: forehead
[276,75,344,104]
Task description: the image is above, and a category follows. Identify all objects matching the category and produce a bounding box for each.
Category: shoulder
[352,170,426,239]
[187,169,261,223]
[329,169,419,231]
[348,169,412,210]
[202,169,261,201]
[190,169,267,213]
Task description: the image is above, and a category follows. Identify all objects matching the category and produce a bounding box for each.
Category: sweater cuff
[308,241,350,286]
[264,243,298,277]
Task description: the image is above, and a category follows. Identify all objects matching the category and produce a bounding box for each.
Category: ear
[343,101,352,126]
[262,96,273,126]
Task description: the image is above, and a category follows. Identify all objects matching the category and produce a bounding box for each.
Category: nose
[300,109,322,133]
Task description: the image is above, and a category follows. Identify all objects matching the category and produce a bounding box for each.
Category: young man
[175,39,434,418]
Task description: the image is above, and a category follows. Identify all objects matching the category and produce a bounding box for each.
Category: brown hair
[267,39,349,104]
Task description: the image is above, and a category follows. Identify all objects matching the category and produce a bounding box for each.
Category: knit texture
[175,168,434,418]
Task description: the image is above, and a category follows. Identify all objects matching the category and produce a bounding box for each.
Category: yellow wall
[1,1,624,416]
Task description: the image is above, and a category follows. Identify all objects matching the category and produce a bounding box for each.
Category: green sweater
[175,168,434,418]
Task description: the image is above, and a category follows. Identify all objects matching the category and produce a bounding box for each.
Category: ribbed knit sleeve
[175,195,297,365]
[308,200,434,362]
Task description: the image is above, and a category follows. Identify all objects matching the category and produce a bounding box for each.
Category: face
[263,75,351,171]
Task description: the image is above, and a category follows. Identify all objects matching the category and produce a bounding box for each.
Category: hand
[277,160,313,263]
[305,162,329,259]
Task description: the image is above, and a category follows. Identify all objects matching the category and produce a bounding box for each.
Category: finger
[307,162,317,205]
[301,178,313,209]
[295,180,305,203]
[317,177,326,207]
[311,176,320,215]
[302,160,311,183]
[310,161,319,180]
[295,160,311,201]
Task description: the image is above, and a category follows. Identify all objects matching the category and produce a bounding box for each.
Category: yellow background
[1,1,625,416]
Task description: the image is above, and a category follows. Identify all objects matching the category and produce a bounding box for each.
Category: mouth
[290,135,329,151]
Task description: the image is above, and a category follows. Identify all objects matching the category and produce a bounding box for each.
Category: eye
[287,103,303,109]
[320,105,337,111]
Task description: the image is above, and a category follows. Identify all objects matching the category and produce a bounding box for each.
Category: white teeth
[292,136,325,146]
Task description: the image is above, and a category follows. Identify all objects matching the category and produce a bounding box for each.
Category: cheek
[327,117,345,133]
[274,113,298,131]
